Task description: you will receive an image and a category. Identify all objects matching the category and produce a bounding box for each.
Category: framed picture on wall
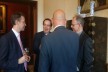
[0,5,6,34]
[79,0,108,13]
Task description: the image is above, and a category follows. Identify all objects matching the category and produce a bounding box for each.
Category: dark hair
[75,15,85,27]
[11,12,25,25]
[43,18,52,27]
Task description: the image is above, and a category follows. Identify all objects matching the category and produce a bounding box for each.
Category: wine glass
[24,48,30,62]
[24,48,29,56]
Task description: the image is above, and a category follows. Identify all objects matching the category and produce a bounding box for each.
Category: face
[17,16,26,32]
[43,20,52,33]
[71,17,80,32]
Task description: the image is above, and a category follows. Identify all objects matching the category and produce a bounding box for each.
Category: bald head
[52,9,66,27]
[53,9,66,20]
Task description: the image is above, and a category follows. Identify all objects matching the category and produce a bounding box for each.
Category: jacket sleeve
[0,36,18,70]
[33,34,41,55]
[83,38,93,72]
[38,37,50,72]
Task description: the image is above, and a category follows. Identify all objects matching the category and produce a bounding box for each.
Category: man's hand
[23,51,31,62]
[18,55,27,64]
[26,55,31,62]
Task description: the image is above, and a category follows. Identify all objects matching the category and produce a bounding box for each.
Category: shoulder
[34,31,44,38]
[81,32,91,40]
[45,28,79,40]
[1,30,13,37]
[65,29,79,38]
[0,31,13,42]
[34,31,44,36]
[81,32,92,44]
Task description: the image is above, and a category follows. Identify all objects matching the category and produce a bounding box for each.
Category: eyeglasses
[71,24,79,27]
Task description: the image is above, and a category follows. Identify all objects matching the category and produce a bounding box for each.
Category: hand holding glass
[23,48,30,62]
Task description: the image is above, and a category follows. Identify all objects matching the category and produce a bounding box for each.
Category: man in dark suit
[0,12,30,72]
[33,18,52,72]
[38,9,79,72]
[71,15,93,72]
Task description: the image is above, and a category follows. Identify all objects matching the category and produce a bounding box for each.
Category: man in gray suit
[38,9,79,72]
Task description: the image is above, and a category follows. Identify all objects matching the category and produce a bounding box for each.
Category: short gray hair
[74,15,85,27]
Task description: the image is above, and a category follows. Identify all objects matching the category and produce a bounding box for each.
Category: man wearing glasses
[71,15,93,72]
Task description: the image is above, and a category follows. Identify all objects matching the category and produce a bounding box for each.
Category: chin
[21,29,25,31]
[44,31,48,33]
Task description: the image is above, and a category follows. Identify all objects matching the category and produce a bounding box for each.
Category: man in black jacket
[33,18,52,72]
[71,15,93,72]
[0,12,30,72]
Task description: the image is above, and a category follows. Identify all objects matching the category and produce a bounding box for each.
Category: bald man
[38,9,79,72]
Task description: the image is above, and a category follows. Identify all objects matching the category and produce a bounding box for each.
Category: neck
[44,32,49,34]
[76,29,83,35]
[12,26,20,33]
[53,25,65,30]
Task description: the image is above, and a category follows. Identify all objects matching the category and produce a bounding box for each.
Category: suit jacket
[38,26,79,72]
[0,30,25,72]
[77,31,93,72]
[33,31,45,55]
[33,31,48,72]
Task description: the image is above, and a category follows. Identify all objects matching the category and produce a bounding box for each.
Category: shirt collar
[53,25,65,30]
[77,30,83,36]
[12,28,20,37]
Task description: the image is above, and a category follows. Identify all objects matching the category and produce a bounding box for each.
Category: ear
[15,20,19,25]
[78,23,82,27]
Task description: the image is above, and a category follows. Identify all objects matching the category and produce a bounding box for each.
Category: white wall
[44,0,65,19]
[32,0,44,32]
[95,9,108,17]
[44,0,78,20]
